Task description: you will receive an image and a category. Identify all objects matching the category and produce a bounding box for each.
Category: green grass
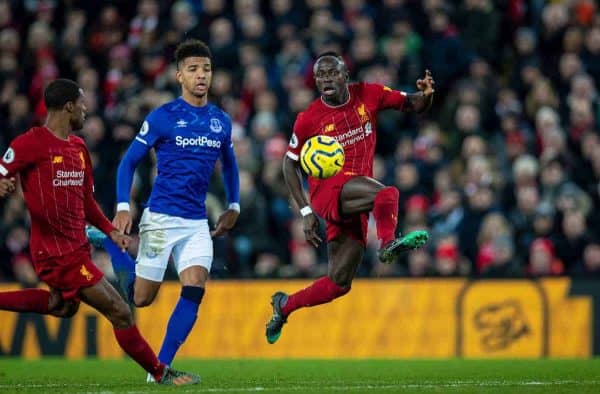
[0,359,599,393]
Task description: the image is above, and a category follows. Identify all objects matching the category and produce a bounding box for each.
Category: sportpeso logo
[175,135,221,149]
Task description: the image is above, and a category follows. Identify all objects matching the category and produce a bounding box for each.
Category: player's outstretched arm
[283,156,322,248]
[402,69,435,113]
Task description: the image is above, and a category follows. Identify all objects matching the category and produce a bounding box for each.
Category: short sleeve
[286,112,312,161]
[0,135,36,177]
[134,110,162,147]
[366,83,407,111]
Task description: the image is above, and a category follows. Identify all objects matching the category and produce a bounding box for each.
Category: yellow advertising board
[0,279,593,359]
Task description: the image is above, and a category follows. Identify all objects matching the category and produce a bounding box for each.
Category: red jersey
[287,82,406,197]
[0,127,116,260]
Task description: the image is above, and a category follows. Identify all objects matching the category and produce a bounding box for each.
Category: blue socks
[102,238,135,273]
[101,238,136,302]
[158,286,204,366]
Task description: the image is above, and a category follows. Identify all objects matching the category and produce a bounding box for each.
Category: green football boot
[265,291,288,344]
[378,230,430,264]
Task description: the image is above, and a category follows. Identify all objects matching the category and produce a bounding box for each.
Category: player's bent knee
[329,268,355,289]
[61,301,80,318]
[133,293,155,308]
[326,275,352,300]
[180,266,209,287]
[50,300,80,318]
[47,288,64,311]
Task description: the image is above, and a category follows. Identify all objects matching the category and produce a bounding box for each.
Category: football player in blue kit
[109,39,240,381]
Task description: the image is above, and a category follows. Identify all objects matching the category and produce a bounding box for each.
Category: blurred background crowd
[0,0,599,285]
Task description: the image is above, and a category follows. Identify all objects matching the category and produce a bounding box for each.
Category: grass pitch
[0,359,598,393]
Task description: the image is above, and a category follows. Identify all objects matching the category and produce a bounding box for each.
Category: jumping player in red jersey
[0,79,198,385]
[266,53,434,343]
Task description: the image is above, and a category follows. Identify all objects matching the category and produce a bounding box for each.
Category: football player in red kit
[0,79,198,385]
[266,53,434,344]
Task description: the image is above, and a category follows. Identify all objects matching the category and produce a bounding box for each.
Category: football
[300,135,345,179]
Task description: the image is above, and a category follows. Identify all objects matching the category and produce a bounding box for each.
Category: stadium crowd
[0,0,599,284]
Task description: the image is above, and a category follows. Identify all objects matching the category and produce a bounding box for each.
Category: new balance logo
[52,156,63,164]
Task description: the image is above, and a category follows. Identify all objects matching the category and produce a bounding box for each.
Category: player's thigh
[340,176,386,215]
[135,209,177,283]
[133,277,162,307]
[172,221,213,287]
[327,235,364,287]
[79,277,133,328]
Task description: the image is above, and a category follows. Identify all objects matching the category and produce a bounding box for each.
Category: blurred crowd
[0,0,599,285]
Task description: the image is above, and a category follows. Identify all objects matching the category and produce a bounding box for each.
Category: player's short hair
[314,51,346,74]
[44,79,82,110]
[175,39,212,68]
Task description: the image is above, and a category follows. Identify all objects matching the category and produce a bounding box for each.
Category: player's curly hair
[175,39,212,68]
[44,79,81,110]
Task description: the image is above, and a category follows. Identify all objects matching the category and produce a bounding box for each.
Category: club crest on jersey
[210,118,223,133]
[357,103,370,124]
[2,148,14,163]
[139,121,149,136]
[175,119,188,128]
[324,123,335,133]
[80,264,94,281]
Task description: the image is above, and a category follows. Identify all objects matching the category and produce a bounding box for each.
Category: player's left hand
[0,177,16,198]
[109,230,131,252]
[416,69,435,96]
[210,209,240,238]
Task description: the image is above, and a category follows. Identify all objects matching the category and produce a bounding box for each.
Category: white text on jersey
[175,135,222,149]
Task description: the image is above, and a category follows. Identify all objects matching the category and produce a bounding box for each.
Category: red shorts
[310,174,368,247]
[32,243,103,301]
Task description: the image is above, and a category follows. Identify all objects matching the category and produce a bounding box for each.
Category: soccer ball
[300,135,345,179]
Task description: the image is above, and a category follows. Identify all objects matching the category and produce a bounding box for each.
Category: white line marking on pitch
[2,380,599,393]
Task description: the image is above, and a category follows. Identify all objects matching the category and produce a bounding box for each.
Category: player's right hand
[112,211,132,234]
[109,230,131,252]
[303,213,322,248]
[0,177,16,198]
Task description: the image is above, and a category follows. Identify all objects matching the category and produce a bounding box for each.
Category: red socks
[281,276,349,316]
[372,187,399,246]
[0,289,50,314]
[114,325,164,381]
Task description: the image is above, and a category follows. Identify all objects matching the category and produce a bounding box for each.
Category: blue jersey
[116,97,240,220]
